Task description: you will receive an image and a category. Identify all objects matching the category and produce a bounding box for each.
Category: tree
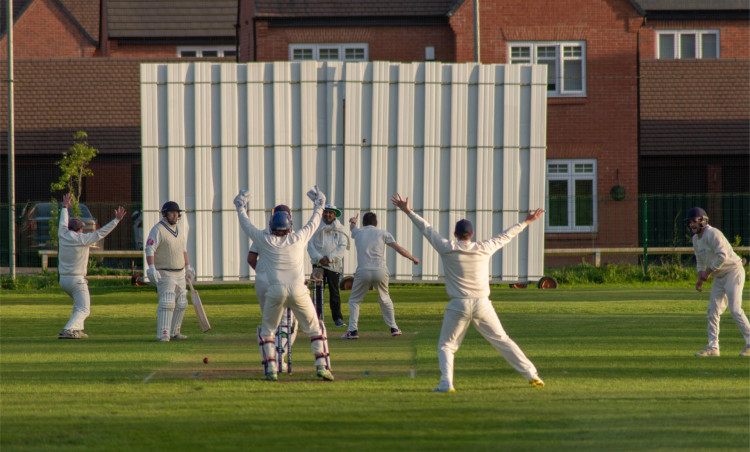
[48,132,99,245]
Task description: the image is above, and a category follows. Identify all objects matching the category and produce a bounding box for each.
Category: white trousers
[706,268,750,349]
[346,267,397,332]
[255,274,268,313]
[437,297,538,390]
[260,282,329,369]
[60,276,90,331]
[155,272,188,340]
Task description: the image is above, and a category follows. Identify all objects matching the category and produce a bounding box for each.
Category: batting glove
[185,265,196,282]
[146,265,161,285]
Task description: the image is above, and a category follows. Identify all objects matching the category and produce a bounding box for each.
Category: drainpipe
[100,0,109,56]
[473,0,480,63]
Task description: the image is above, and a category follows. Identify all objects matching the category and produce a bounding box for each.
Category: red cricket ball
[203,357,209,364]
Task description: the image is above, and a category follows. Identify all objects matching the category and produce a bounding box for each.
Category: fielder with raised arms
[57,193,126,339]
[145,201,196,342]
[392,193,545,392]
[234,186,334,381]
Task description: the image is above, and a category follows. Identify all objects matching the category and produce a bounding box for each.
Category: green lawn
[1,283,749,451]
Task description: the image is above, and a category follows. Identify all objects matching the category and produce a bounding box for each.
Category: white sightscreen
[141,61,547,282]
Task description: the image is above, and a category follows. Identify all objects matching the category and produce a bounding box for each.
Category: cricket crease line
[143,371,156,383]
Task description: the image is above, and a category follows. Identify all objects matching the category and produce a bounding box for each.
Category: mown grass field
[1,282,749,451]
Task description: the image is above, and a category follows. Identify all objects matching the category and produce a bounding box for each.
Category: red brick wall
[450,0,642,248]
[254,23,455,62]
[0,0,97,58]
[639,19,750,59]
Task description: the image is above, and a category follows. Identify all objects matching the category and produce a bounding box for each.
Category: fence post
[643,196,648,273]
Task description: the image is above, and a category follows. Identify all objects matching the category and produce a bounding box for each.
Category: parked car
[18,202,101,250]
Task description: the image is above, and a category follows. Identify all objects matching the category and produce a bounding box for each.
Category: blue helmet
[684,207,708,235]
[161,201,182,216]
[270,211,292,232]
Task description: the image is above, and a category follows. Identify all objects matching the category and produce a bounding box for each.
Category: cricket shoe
[158,336,170,342]
[58,329,87,339]
[390,328,402,337]
[740,345,750,357]
[265,369,278,381]
[695,348,720,357]
[334,319,347,327]
[529,377,545,388]
[432,384,455,393]
[317,366,334,381]
[341,330,359,340]
[171,333,189,341]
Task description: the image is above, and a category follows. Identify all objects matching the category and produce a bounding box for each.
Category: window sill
[548,97,588,105]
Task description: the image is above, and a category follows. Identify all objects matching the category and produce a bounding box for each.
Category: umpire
[307,204,349,326]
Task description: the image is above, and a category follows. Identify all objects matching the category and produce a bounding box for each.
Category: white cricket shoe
[171,333,188,341]
[265,369,278,381]
[317,366,334,381]
[740,345,750,357]
[695,348,720,357]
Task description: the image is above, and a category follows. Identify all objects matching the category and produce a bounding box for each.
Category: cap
[324,204,342,218]
[454,219,474,236]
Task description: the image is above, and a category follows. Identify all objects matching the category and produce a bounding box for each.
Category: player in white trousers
[235,187,334,381]
[392,193,545,392]
[145,201,196,342]
[247,204,298,371]
[57,193,126,339]
[342,212,419,339]
[686,207,750,357]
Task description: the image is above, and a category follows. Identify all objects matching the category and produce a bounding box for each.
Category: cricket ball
[203,357,209,364]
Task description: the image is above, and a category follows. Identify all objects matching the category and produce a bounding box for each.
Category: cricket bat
[187,279,211,332]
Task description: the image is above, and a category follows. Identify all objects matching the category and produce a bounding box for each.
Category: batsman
[234,186,334,382]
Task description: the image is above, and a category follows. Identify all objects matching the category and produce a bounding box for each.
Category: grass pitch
[1,282,749,451]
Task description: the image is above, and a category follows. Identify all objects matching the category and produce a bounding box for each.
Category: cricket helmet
[270,211,292,232]
[684,207,708,234]
[161,201,182,216]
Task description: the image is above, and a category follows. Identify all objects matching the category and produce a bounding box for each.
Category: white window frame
[656,30,720,59]
[177,46,236,58]
[545,159,598,233]
[508,41,586,97]
[289,43,369,62]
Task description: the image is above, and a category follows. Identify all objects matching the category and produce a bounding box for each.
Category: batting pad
[157,291,175,340]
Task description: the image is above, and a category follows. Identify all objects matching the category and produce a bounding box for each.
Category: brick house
[634,0,749,245]
[241,0,644,258]
[2,0,747,262]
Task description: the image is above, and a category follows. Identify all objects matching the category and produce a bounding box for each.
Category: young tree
[48,132,99,245]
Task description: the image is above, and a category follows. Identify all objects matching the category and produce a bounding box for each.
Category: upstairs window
[177,46,236,58]
[509,41,586,97]
[657,31,719,59]
[546,159,597,233]
[290,44,369,62]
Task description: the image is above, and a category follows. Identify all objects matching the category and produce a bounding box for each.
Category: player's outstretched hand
[234,190,250,210]
[412,257,420,265]
[114,206,127,221]
[524,208,545,224]
[62,193,73,209]
[306,185,319,202]
[391,193,410,213]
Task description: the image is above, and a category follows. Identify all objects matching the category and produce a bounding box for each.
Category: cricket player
[341,212,419,339]
[392,193,545,392]
[145,201,196,342]
[307,204,349,326]
[686,207,750,357]
[248,204,298,371]
[235,186,334,382]
[57,193,126,339]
